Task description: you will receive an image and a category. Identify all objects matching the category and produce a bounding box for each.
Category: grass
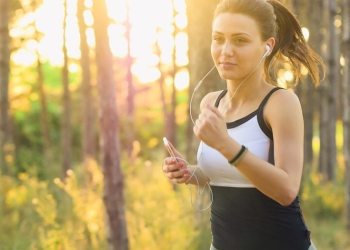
[304,213,350,250]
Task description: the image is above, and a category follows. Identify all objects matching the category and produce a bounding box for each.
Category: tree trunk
[295,79,315,188]
[125,3,135,158]
[33,0,51,169]
[62,0,71,179]
[92,0,129,249]
[37,56,51,165]
[77,0,95,164]
[185,0,223,163]
[318,0,338,181]
[184,1,222,248]
[305,0,323,169]
[342,0,350,231]
[165,0,179,150]
[326,0,339,181]
[0,0,10,175]
[291,0,315,170]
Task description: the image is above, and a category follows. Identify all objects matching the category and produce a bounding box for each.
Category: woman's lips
[220,61,235,65]
[219,62,236,68]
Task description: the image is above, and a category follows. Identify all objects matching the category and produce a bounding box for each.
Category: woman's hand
[162,140,191,184]
[193,103,229,150]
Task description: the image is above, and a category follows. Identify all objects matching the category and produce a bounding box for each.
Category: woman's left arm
[193,90,304,206]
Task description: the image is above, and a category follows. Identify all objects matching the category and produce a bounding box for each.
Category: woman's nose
[221,41,234,56]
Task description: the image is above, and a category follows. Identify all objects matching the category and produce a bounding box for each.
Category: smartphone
[163,137,178,161]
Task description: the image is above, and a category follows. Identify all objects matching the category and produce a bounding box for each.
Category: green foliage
[306,216,350,250]
[0,155,211,249]
[302,170,345,219]
[0,160,106,250]
[124,156,208,249]
[10,62,86,177]
[1,149,350,249]
[301,164,350,249]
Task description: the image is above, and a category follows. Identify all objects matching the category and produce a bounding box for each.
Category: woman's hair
[213,0,326,86]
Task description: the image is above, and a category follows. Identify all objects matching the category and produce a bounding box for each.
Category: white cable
[190,65,216,125]
[172,51,266,211]
[220,53,267,114]
[162,157,213,211]
[190,51,266,123]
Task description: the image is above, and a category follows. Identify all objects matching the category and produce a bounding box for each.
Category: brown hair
[213,0,325,86]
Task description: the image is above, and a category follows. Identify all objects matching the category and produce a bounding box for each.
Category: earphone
[190,44,271,124]
[263,45,270,59]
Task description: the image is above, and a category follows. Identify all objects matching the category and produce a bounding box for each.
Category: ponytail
[266,0,325,86]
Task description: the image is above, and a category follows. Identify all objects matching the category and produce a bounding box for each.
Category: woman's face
[211,13,266,81]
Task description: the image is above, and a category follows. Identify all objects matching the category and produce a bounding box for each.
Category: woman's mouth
[219,62,236,68]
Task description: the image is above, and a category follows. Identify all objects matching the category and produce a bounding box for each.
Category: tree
[77,0,95,165]
[290,0,319,190]
[165,0,180,149]
[124,2,135,157]
[342,0,350,231]
[32,0,51,168]
[0,0,10,175]
[292,0,324,177]
[92,0,129,249]
[303,0,323,169]
[61,0,72,179]
[184,1,222,248]
[185,0,223,163]
[318,0,339,181]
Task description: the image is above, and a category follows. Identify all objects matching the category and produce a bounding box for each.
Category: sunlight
[109,24,128,57]
[83,10,94,26]
[107,0,127,23]
[284,70,294,82]
[12,49,36,67]
[301,27,309,42]
[175,13,188,29]
[174,70,189,90]
[135,54,159,67]
[132,66,161,83]
[11,0,189,86]
[340,55,345,67]
[69,63,80,73]
[175,32,188,66]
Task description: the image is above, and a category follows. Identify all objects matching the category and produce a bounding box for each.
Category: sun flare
[11,0,189,88]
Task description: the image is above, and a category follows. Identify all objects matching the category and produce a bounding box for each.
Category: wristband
[228,145,248,166]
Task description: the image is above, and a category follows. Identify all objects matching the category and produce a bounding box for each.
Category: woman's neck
[225,76,265,104]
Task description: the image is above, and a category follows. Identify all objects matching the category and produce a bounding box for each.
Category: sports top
[198,88,311,250]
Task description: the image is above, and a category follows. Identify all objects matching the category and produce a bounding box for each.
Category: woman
[162,0,325,249]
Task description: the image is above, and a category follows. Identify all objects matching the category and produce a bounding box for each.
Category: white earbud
[263,45,270,58]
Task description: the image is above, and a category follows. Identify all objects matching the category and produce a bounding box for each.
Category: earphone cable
[162,157,213,211]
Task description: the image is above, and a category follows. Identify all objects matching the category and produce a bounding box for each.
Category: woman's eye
[235,38,246,43]
[213,37,224,43]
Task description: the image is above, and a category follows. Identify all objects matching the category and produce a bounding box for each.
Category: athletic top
[198,88,311,250]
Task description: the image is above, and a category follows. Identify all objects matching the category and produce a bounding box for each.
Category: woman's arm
[162,141,210,187]
[194,90,304,206]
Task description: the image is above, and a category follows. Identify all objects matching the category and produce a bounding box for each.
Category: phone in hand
[163,137,178,161]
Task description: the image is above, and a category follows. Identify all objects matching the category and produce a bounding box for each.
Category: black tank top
[210,88,311,250]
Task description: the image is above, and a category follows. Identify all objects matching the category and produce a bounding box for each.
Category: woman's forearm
[185,164,210,187]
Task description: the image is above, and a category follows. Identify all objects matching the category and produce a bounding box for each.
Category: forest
[0,0,349,249]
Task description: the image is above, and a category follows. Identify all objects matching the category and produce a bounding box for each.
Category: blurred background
[0,0,349,249]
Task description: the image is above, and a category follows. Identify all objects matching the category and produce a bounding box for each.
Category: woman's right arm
[163,91,218,186]
[162,141,209,186]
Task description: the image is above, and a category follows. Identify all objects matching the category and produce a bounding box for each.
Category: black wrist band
[228,145,248,165]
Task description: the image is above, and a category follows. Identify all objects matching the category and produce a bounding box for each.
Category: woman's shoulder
[264,87,303,128]
[267,88,301,108]
[200,90,225,111]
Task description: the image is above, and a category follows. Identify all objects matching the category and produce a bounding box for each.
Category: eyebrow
[212,31,251,37]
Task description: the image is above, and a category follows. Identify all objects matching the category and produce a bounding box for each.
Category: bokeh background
[0,0,349,249]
